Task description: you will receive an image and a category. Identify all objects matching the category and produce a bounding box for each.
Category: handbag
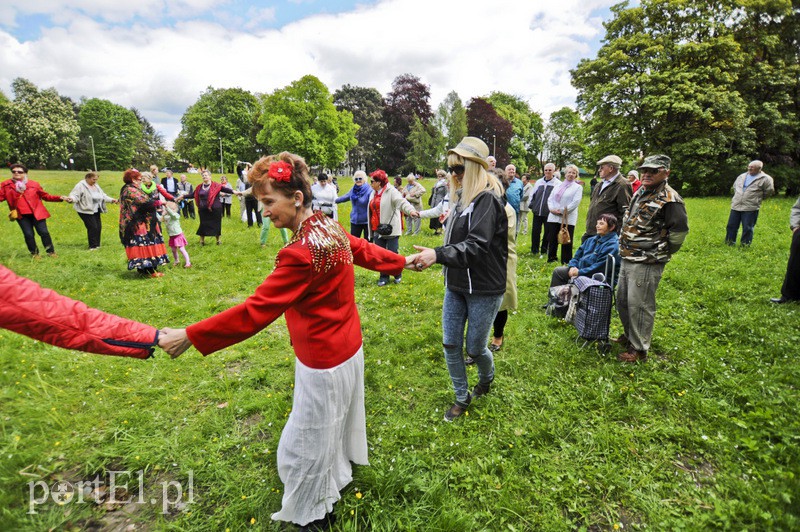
[8,208,19,221]
[374,192,396,236]
[557,207,571,245]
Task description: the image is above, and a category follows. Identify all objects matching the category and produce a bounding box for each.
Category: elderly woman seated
[550,213,620,287]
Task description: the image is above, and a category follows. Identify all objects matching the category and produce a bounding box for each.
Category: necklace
[202,183,210,190]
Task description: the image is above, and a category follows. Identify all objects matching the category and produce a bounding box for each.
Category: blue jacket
[336,184,371,225]
[506,178,523,213]
[569,232,620,277]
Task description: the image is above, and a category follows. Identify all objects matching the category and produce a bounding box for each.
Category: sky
[0,0,618,149]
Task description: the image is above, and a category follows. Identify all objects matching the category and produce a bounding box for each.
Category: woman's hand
[568,267,579,278]
[410,245,437,271]
[158,328,193,358]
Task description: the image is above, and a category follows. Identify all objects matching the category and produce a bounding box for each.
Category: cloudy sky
[0,0,617,148]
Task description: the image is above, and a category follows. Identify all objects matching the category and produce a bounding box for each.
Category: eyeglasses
[354,178,364,182]
[448,165,465,174]
[370,179,381,184]
[640,167,665,175]
[11,170,24,174]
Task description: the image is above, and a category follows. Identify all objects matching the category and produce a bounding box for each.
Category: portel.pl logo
[28,469,194,515]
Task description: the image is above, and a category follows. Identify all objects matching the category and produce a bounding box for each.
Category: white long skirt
[271,347,368,526]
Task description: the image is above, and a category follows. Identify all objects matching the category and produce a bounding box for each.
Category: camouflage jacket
[620,182,688,264]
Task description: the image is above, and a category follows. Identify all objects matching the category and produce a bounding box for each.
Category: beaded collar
[280,211,353,273]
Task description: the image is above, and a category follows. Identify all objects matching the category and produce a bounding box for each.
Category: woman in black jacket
[408,137,507,421]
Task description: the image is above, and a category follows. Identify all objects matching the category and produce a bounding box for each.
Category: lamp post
[492,134,496,158]
[88,135,97,172]
[219,138,224,174]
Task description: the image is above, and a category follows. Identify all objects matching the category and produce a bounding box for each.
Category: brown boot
[617,350,647,363]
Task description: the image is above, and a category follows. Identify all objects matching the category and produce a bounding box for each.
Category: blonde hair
[447,153,503,208]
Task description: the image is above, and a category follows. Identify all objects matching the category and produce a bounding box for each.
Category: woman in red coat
[0,163,71,257]
[159,152,415,530]
[0,265,158,358]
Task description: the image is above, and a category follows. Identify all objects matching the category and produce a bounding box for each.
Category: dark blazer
[584,175,632,237]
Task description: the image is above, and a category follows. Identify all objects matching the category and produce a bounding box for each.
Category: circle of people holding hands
[4,136,800,531]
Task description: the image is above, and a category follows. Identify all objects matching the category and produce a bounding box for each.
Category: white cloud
[0,0,615,148]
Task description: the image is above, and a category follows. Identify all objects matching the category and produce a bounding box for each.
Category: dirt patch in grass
[673,454,716,487]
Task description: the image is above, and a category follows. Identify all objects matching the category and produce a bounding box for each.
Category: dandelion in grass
[355,492,363,499]
[250,517,256,525]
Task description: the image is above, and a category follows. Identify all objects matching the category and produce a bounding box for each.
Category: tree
[333,85,386,171]
[131,108,168,170]
[405,114,445,175]
[486,92,544,171]
[257,75,357,169]
[76,98,142,170]
[465,98,513,166]
[542,107,585,170]
[0,90,11,164]
[0,78,80,168]
[382,74,433,173]
[570,0,800,195]
[175,87,260,171]
[435,91,468,155]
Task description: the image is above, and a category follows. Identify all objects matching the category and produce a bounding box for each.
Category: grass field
[1,170,798,531]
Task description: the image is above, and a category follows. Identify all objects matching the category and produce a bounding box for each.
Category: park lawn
[0,170,798,531]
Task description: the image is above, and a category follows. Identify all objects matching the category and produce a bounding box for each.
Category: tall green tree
[571,0,800,194]
[435,91,468,154]
[466,98,513,165]
[543,107,585,170]
[333,85,386,171]
[0,78,80,168]
[76,98,142,170]
[486,92,543,171]
[382,74,433,173]
[405,114,445,175]
[0,90,11,164]
[131,108,168,170]
[257,75,357,169]
[175,87,260,171]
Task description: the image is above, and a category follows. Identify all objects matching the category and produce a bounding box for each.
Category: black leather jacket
[435,190,507,295]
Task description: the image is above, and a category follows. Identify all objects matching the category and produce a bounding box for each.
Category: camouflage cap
[638,154,671,170]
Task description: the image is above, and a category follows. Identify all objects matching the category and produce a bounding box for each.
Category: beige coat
[368,185,415,238]
[730,172,775,211]
[499,203,518,312]
[68,180,115,215]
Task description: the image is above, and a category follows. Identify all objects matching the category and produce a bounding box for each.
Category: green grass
[1,170,798,531]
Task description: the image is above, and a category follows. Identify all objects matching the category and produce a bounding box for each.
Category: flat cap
[596,155,622,166]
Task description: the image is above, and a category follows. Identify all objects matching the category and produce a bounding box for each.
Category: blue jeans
[442,289,503,405]
[374,235,400,282]
[726,209,759,246]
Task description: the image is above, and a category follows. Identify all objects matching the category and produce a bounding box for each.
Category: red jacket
[186,212,405,369]
[0,265,158,358]
[0,179,63,220]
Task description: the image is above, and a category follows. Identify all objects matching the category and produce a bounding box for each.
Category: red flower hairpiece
[268,161,293,182]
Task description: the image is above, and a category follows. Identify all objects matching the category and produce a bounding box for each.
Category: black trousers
[545,222,575,263]
[531,214,549,254]
[17,215,54,255]
[245,196,262,227]
[781,229,800,300]
[350,223,368,239]
[492,310,508,338]
[181,200,195,219]
[78,211,102,248]
[222,203,232,218]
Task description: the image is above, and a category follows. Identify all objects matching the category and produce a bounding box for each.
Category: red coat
[0,265,158,358]
[186,212,406,369]
[0,179,63,220]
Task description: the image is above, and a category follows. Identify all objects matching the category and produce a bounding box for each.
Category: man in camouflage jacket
[615,155,689,363]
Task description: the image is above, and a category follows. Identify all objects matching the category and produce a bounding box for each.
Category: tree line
[0,0,796,195]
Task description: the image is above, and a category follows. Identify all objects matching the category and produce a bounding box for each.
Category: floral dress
[118,183,169,271]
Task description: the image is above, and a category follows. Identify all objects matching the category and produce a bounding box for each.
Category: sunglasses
[11,170,25,174]
[448,165,465,174]
[354,177,364,182]
[640,167,665,175]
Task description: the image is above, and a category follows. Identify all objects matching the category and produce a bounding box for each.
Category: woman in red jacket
[159,152,414,531]
[0,265,158,358]
[0,163,71,257]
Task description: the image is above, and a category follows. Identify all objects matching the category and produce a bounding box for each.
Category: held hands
[409,210,419,218]
[405,245,436,271]
[62,196,74,203]
[158,327,193,359]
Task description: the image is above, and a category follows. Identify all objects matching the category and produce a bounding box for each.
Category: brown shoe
[617,350,647,363]
[611,334,629,345]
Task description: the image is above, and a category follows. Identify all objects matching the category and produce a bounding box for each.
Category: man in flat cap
[582,155,632,243]
[615,155,689,363]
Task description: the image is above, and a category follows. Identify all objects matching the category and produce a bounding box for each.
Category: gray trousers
[616,260,666,353]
